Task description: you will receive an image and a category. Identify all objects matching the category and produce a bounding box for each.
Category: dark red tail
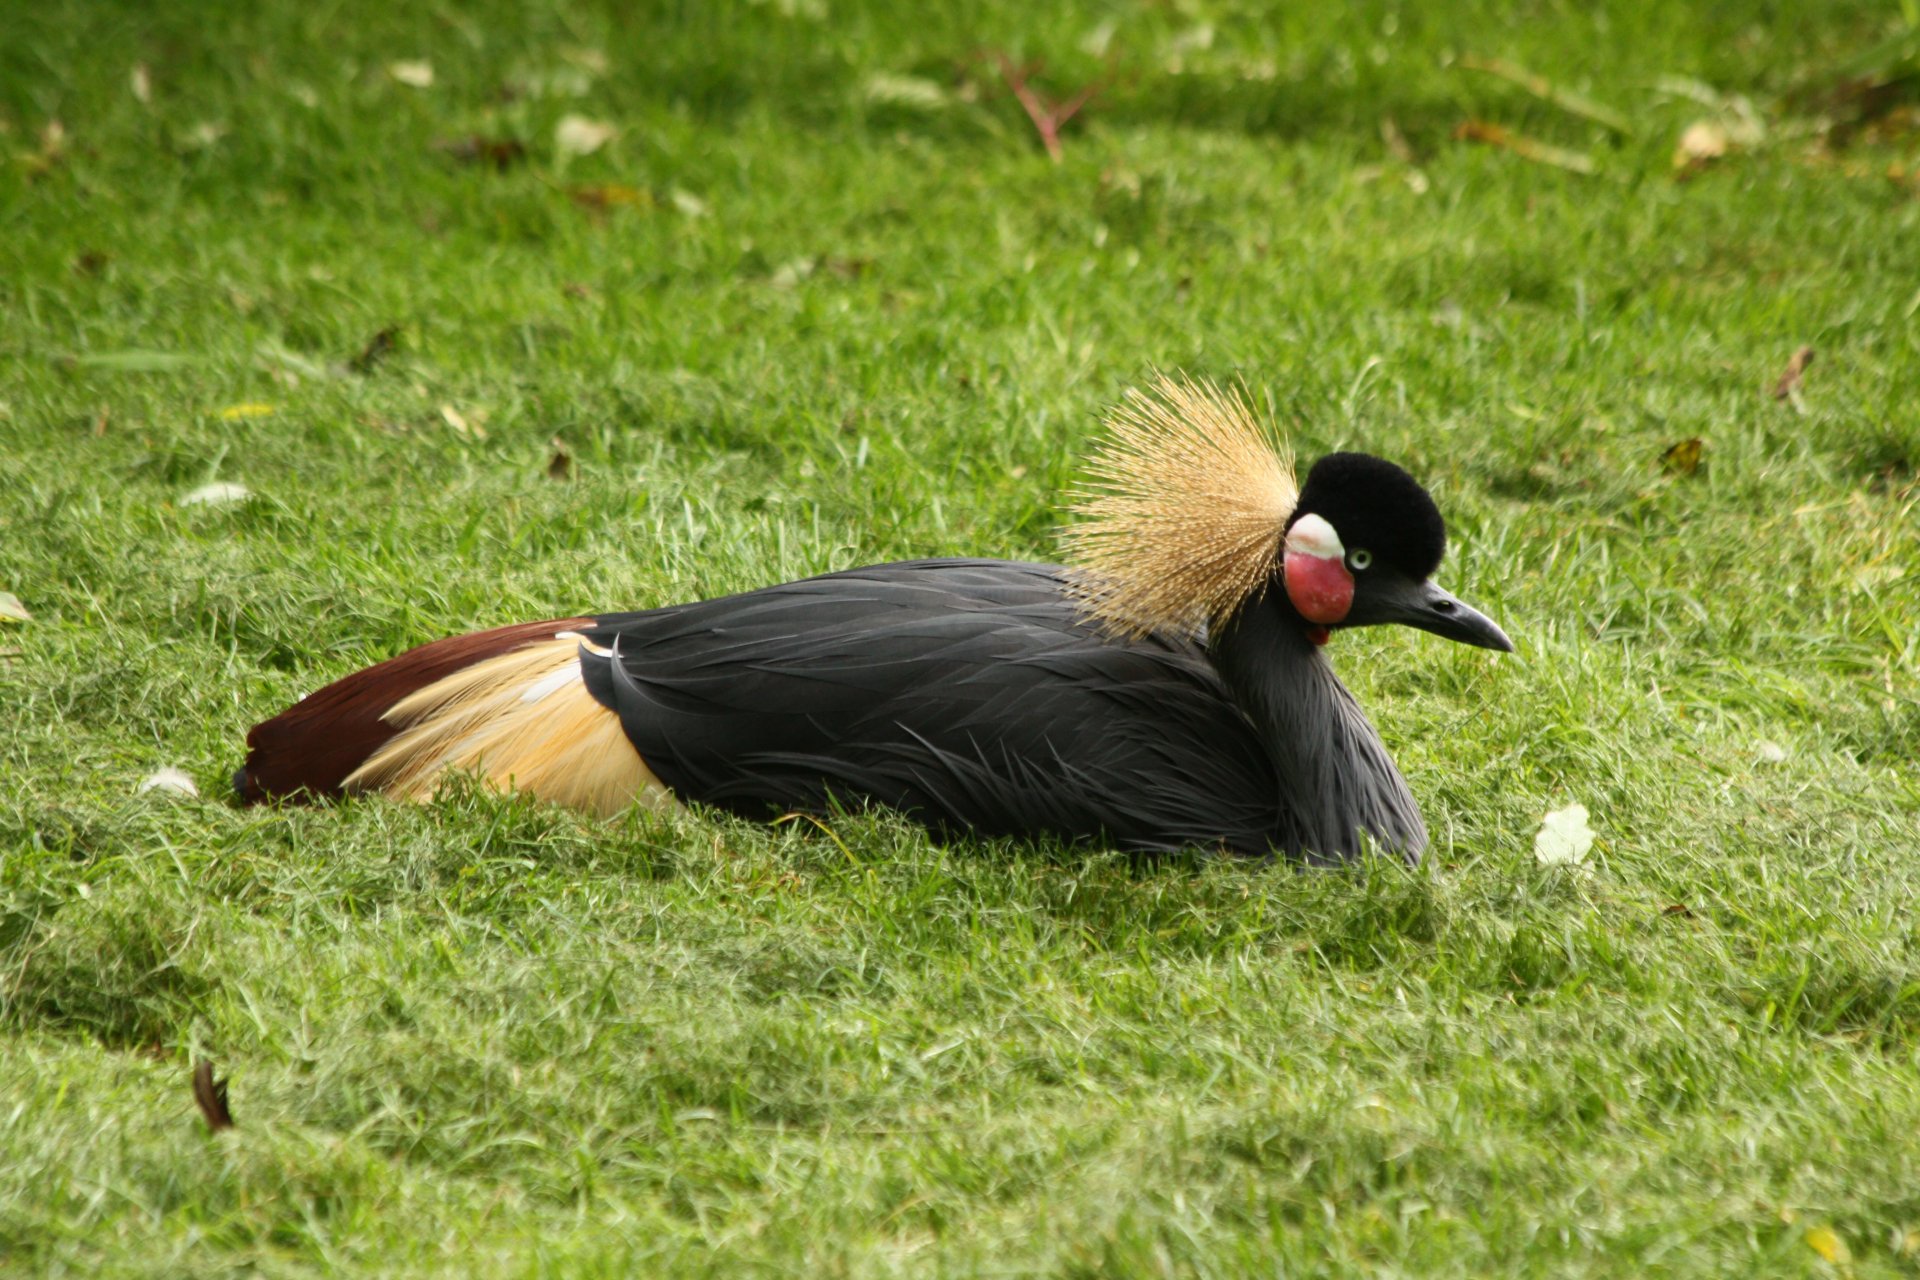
[233,617,592,803]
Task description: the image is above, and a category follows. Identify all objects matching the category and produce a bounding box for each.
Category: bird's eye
[1348,549,1373,571]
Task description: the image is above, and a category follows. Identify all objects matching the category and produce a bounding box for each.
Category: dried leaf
[179,482,252,507]
[0,592,30,623]
[569,183,651,210]
[1660,437,1705,476]
[138,767,199,797]
[73,250,110,276]
[1803,1225,1849,1264]
[349,326,399,373]
[1456,55,1632,134]
[1673,119,1729,173]
[1534,803,1595,868]
[217,402,275,421]
[1755,740,1788,764]
[130,64,152,105]
[387,60,434,89]
[71,349,196,372]
[1661,903,1695,917]
[438,404,486,438]
[433,135,527,170]
[192,1061,235,1131]
[546,437,574,480]
[1772,345,1814,401]
[669,189,708,218]
[1453,120,1596,174]
[863,73,950,110]
[554,114,616,156]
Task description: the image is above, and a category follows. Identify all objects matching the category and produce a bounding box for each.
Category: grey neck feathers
[1206,599,1428,865]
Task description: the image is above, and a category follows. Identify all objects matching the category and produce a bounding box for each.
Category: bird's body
[236,378,1511,863]
[236,558,1424,860]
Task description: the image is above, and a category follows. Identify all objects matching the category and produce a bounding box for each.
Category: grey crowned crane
[234,377,1511,864]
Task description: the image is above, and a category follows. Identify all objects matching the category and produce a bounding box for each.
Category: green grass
[5,0,1920,1273]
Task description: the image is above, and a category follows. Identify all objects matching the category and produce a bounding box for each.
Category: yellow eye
[1349,549,1373,571]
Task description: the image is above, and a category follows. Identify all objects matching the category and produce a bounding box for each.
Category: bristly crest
[1062,374,1298,638]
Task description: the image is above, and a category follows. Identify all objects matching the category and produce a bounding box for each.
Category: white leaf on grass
[669,189,708,218]
[180,481,252,507]
[388,60,435,89]
[130,64,152,104]
[862,73,949,110]
[1755,740,1788,764]
[0,591,30,622]
[1534,803,1595,868]
[554,115,616,156]
[139,767,199,798]
[1673,119,1728,170]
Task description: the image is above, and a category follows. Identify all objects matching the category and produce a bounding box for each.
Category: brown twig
[993,53,1102,163]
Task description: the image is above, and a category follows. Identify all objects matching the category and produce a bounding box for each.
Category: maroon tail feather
[233,617,592,803]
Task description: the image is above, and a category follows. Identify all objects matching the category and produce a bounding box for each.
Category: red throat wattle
[1282,513,1354,632]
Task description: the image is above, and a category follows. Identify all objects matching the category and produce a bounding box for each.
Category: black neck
[1205,597,1427,864]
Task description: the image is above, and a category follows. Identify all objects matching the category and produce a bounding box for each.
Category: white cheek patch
[1285,512,1345,560]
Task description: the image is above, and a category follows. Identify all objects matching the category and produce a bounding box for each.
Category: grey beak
[1349,574,1514,652]
[1400,580,1513,652]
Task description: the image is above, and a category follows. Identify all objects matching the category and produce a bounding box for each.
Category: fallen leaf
[0,592,30,623]
[217,402,276,421]
[130,64,152,104]
[554,114,616,156]
[1673,119,1729,173]
[388,60,434,89]
[769,257,816,289]
[138,767,199,797]
[433,134,527,170]
[1661,903,1694,917]
[349,326,399,373]
[1456,55,1632,135]
[1534,803,1595,868]
[546,437,574,480]
[1660,437,1705,476]
[183,121,229,151]
[1453,120,1596,174]
[669,188,708,218]
[1755,740,1788,764]
[71,349,197,372]
[438,404,486,438]
[863,72,950,110]
[1803,1225,1849,1264]
[1771,344,1814,401]
[192,1061,235,1131]
[179,482,252,507]
[92,406,109,437]
[73,250,110,275]
[569,183,651,210]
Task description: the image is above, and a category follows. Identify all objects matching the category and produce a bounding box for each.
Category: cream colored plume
[1061,375,1297,638]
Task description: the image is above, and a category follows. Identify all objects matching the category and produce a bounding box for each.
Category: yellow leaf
[388,60,434,89]
[1803,1225,1849,1264]
[218,402,276,421]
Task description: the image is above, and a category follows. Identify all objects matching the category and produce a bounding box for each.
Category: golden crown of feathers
[1061,375,1300,639]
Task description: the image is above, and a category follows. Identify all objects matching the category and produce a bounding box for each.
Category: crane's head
[1281,452,1511,651]
[1063,375,1511,652]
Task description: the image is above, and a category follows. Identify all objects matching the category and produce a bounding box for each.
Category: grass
[4,0,1920,1273]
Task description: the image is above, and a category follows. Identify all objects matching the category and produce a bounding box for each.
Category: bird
[234,376,1511,864]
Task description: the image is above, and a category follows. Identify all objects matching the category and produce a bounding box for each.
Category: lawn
[4,0,1920,1274]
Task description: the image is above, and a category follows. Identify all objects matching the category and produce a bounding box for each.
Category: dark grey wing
[576,559,1283,854]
